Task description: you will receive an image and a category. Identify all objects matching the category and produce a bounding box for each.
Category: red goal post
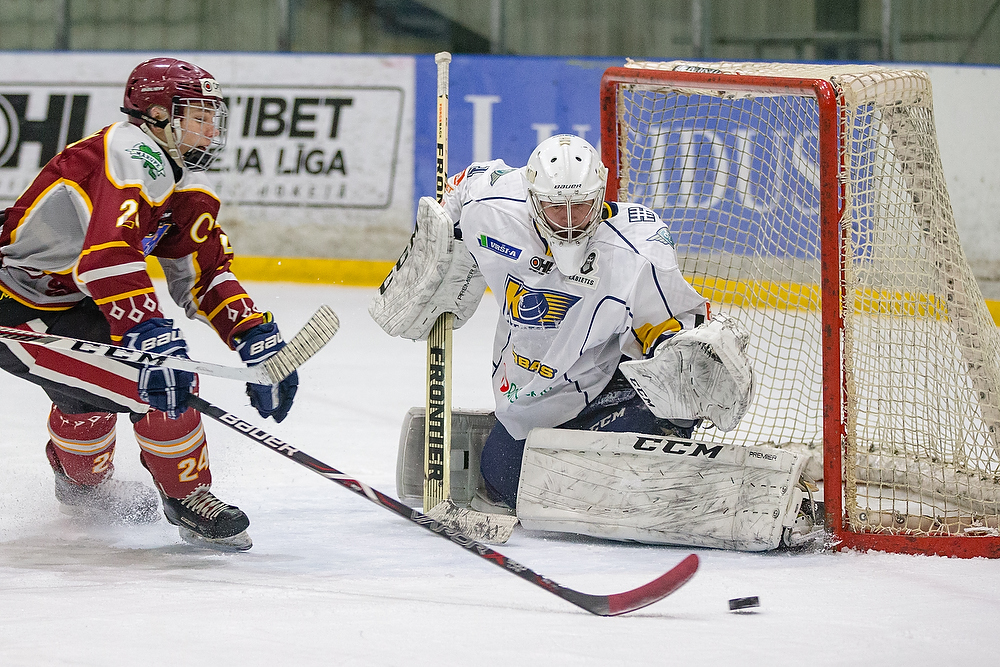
[600,60,1000,558]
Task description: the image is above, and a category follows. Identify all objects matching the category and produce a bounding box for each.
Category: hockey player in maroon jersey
[0,57,298,551]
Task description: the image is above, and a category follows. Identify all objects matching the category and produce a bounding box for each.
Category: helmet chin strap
[140,123,183,166]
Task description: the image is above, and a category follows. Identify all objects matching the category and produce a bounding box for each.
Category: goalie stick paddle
[0,305,340,385]
[188,394,700,616]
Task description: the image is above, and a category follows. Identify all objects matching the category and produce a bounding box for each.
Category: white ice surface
[1,282,998,666]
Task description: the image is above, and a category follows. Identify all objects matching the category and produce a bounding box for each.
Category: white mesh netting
[610,60,1000,538]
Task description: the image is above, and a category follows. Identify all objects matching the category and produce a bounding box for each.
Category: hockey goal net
[601,60,1000,557]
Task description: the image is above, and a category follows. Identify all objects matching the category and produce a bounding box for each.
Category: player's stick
[424,51,453,512]
[0,305,339,385]
[188,394,700,616]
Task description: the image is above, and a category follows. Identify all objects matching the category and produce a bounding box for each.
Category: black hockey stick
[188,395,699,616]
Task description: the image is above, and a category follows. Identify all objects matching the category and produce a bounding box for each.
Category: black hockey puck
[728,596,760,611]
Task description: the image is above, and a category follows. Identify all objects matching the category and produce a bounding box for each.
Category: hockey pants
[480,365,699,508]
[0,292,213,498]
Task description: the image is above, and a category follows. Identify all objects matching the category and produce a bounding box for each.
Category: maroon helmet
[121,57,228,171]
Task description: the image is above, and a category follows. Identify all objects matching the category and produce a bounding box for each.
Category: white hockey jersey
[442,160,708,440]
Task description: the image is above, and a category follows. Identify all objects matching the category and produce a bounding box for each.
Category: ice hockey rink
[1,281,998,666]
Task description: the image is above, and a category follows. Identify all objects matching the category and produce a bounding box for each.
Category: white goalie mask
[526,134,608,276]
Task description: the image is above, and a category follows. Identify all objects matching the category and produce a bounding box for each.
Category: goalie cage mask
[526,134,608,275]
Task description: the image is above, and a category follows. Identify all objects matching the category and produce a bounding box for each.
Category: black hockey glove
[124,318,195,419]
[235,316,298,423]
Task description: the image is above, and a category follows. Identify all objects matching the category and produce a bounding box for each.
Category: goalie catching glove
[369,197,486,340]
[235,314,298,423]
[619,314,754,432]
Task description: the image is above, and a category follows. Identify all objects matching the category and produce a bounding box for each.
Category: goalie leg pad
[396,407,497,507]
[515,428,806,551]
[369,197,486,340]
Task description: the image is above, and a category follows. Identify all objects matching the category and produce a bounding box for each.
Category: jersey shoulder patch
[613,202,660,225]
[601,203,680,267]
[450,159,525,199]
[104,122,174,205]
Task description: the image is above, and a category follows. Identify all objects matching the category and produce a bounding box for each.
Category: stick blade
[425,499,517,545]
[564,554,699,617]
[262,305,340,383]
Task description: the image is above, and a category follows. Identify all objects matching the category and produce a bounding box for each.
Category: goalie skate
[161,488,252,552]
[54,470,160,525]
[780,496,827,551]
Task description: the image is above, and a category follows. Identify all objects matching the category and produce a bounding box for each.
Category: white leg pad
[516,428,806,551]
[396,407,496,507]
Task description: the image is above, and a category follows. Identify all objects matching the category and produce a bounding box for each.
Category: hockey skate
[469,487,516,517]
[780,490,827,551]
[53,469,161,525]
[161,487,252,552]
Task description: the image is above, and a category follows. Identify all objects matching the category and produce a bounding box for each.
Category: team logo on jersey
[504,276,580,329]
[498,363,553,403]
[565,272,599,290]
[528,255,555,275]
[126,143,166,180]
[647,227,675,247]
[479,234,522,261]
[467,164,490,178]
[142,220,171,256]
[628,206,658,224]
[556,250,599,289]
[490,168,515,186]
[511,349,557,379]
[446,168,466,194]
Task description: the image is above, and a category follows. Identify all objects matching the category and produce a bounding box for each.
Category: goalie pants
[481,365,699,508]
[0,292,213,499]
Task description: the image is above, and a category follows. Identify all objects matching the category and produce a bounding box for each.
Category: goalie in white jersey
[373,136,813,551]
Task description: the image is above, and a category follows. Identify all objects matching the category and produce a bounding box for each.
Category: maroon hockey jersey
[0,121,264,346]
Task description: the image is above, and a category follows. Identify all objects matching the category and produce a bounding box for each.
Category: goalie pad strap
[515,428,805,551]
[369,197,486,340]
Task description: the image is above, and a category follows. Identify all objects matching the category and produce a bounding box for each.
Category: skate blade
[177,526,253,552]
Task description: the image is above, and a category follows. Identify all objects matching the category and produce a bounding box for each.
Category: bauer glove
[124,318,195,419]
[235,315,298,423]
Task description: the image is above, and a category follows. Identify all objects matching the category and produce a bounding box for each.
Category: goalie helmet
[122,57,228,171]
[526,134,608,276]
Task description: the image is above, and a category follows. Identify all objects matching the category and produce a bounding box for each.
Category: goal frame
[600,64,1000,558]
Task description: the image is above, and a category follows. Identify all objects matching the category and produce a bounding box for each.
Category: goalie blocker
[370,197,486,341]
[397,409,808,551]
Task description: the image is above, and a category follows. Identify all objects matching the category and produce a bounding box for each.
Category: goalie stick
[424,51,454,512]
[188,394,700,616]
[0,305,340,385]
